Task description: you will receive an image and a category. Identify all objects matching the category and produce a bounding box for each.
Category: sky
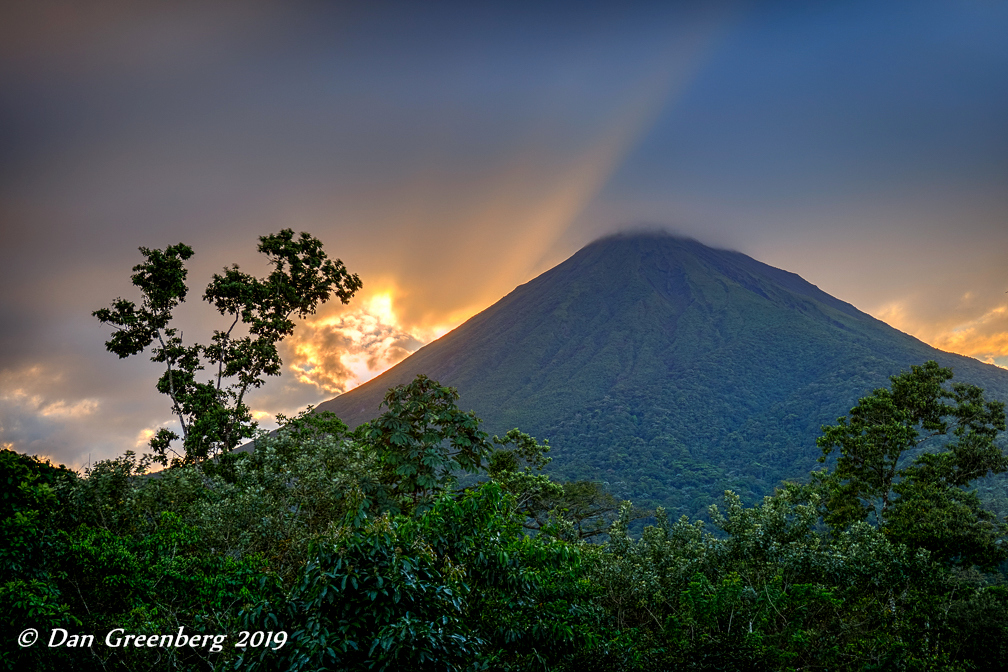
[2,0,1007,468]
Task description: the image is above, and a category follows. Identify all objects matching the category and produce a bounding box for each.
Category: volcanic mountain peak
[317,232,1008,515]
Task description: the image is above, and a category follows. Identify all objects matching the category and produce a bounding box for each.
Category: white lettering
[105,629,124,647]
[48,628,68,647]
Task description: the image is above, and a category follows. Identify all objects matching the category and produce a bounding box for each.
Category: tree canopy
[5,364,1008,670]
[816,360,1008,568]
[94,230,361,464]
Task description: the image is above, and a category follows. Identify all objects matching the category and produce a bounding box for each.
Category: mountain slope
[317,233,1008,516]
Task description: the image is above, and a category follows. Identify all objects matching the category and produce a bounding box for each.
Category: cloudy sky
[2,1,1007,468]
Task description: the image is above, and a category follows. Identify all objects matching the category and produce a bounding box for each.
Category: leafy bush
[240,482,599,672]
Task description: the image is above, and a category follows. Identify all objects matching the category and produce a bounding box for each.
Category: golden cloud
[874,299,1008,368]
[927,304,1008,366]
[0,366,100,419]
[285,293,425,394]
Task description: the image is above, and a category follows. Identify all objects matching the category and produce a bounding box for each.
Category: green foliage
[488,429,645,540]
[94,229,361,464]
[816,360,1008,569]
[487,429,564,529]
[0,451,80,670]
[886,478,1007,570]
[582,484,989,671]
[239,482,599,672]
[527,479,639,541]
[0,449,272,671]
[99,413,386,583]
[366,375,492,513]
[488,428,552,479]
[0,414,370,670]
[8,359,1008,670]
[0,449,75,566]
[243,509,476,671]
[194,430,387,581]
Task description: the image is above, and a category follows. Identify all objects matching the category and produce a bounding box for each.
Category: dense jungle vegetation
[4,363,1008,671]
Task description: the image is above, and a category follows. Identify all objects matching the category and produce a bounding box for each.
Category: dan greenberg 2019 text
[21,627,288,653]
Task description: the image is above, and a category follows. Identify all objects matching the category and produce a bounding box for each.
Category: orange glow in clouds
[873,301,1008,368]
[928,304,1008,367]
[287,291,430,394]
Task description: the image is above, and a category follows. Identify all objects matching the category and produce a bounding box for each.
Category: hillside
[317,233,1008,516]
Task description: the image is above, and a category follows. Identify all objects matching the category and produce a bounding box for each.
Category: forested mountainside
[319,233,1008,516]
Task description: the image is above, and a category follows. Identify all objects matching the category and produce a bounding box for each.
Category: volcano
[317,233,1008,515]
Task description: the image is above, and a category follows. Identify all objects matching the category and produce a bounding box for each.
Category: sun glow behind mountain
[279,273,1008,408]
[872,300,1008,369]
[284,293,423,395]
[279,264,1008,406]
